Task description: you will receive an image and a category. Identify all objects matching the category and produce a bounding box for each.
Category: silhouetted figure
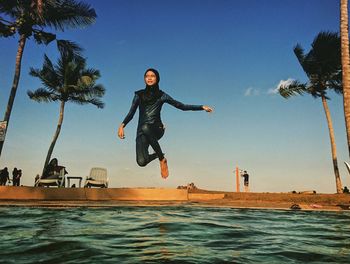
[42,158,58,179]
[42,158,68,179]
[343,186,349,194]
[12,167,17,185]
[14,169,22,186]
[12,168,20,186]
[0,167,10,186]
[34,174,40,186]
[242,170,249,192]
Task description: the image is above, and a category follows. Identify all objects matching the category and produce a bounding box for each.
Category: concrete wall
[0,186,189,201]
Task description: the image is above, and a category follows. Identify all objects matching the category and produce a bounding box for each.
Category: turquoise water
[0,206,349,263]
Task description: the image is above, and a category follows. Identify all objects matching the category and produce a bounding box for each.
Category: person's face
[144,71,157,86]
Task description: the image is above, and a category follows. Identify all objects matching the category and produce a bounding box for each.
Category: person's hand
[118,124,125,139]
[202,105,213,113]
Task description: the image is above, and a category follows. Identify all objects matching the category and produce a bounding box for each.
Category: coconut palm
[340,0,350,159]
[27,40,105,174]
[0,0,96,157]
[279,31,343,193]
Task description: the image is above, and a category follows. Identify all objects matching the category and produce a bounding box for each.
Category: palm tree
[0,0,96,157]
[279,32,343,193]
[340,0,350,159]
[27,40,105,174]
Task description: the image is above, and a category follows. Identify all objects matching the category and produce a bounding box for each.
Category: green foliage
[33,31,56,45]
[279,31,342,99]
[27,40,105,109]
[0,20,16,37]
[279,81,307,98]
[0,0,96,43]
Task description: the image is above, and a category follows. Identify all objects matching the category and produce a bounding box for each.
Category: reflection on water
[0,206,349,263]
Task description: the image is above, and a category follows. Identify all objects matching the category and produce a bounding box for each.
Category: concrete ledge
[84,188,188,201]
[1,187,349,211]
[188,193,225,200]
[0,186,188,201]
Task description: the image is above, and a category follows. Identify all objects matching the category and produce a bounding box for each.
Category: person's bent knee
[137,157,148,167]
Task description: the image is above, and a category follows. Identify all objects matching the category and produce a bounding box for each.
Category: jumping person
[118,68,213,179]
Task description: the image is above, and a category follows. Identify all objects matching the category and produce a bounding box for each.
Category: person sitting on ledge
[42,158,68,179]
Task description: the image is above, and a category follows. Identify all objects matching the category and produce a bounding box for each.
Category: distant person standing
[34,174,40,186]
[14,169,22,186]
[0,167,10,186]
[242,170,250,192]
[12,168,18,186]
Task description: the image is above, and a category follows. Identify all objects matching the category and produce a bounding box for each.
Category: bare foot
[160,158,169,179]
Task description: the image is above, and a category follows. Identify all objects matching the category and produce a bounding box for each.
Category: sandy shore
[0,186,349,211]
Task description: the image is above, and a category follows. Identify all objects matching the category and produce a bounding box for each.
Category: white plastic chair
[344,161,350,175]
[84,167,108,188]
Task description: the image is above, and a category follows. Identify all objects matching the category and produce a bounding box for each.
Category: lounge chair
[84,167,108,188]
[35,167,66,187]
[345,161,350,175]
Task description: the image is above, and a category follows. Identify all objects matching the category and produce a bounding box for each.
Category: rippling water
[0,205,349,263]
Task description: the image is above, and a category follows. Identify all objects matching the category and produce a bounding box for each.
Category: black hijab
[138,68,163,104]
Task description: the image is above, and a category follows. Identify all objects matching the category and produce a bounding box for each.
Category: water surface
[0,206,349,263]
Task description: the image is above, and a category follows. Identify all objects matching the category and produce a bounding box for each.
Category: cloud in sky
[268,78,295,95]
[244,87,260,96]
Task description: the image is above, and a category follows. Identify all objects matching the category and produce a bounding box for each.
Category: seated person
[42,158,68,179]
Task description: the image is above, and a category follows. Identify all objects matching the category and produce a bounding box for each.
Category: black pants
[136,123,165,167]
[13,178,20,186]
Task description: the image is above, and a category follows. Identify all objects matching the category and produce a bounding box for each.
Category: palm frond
[0,0,18,18]
[311,31,341,77]
[29,67,41,78]
[33,30,56,45]
[29,55,61,92]
[81,68,101,80]
[278,80,307,98]
[294,44,315,77]
[293,44,305,65]
[56,39,84,61]
[30,37,105,110]
[307,84,324,98]
[290,31,342,99]
[69,96,105,108]
[88,98,105,108]
[0,19,16,37]
[27,88,59,103]
[311,31,339,52]
[42,54,61,88]
[71,83,105,97]
[44,0,96,31]
[328,79,342,94]
[90,84,105,96]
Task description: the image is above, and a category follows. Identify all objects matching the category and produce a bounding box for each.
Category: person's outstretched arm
[118,94,139,139]
[164,93,213,112]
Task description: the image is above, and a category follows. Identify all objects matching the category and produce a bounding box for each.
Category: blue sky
[0,0,348,193]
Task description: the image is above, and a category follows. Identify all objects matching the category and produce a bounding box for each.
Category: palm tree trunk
[42,101,65,175]
[321,96,343,193]
[36,0,43,22]
[340,0,350,159]
[0,34,27,158]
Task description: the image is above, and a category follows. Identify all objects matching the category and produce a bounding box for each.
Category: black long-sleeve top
[122,91,203,133]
